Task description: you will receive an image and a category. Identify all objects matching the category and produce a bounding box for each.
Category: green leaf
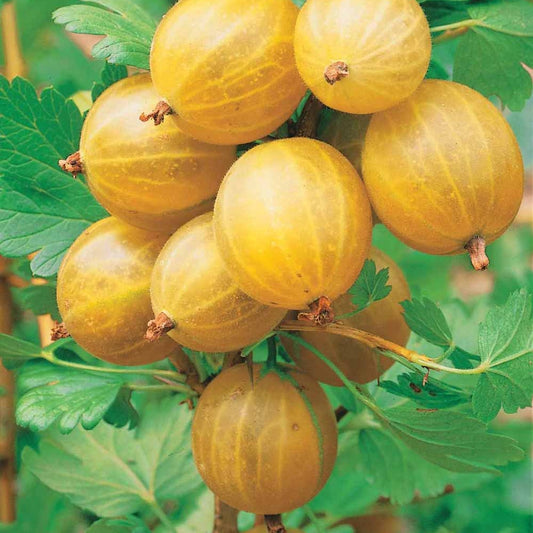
[86,517,149,533]
[356,423,489,505]
[16,359,132,433]
[426,59,449,80]
[384,406,524,473]
[401,298,453,347]
[380,372,471,409]
[23,397,202,517]
[347,259,392,312]
[453,0,533,111]
[0,333,43,368]
[53,0,158,70]
[92,62,129,102]
[0,76,107,277]
[13,284,60,321]
[472,290,533,422]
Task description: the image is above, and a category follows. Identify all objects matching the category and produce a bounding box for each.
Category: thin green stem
[42,351,186,380]
[278,321,487,375]
[303,504,326,533]
[277,332,386,422]
[430,19,480,34]
[127,384,196,395]
[150,500,176,532]
[433,344,456,363]
[266,336,277,368]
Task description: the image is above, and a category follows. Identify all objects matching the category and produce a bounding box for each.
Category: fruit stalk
[465,236,489,271]
[294,94,324,138]
[213,497,239,533]
[265,514,286,533]
[167,349,205,395]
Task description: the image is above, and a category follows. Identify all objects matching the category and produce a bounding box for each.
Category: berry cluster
[57,0,524,518]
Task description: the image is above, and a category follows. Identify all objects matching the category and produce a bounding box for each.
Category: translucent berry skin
[150,0,306,145]
[150,213,286,353]
[362,80,524,256]
[192,363,338,514]
[294,0,431,114]
[57,217,177,365]
[214,138,372,309]
[283,248,410,385]
[79,74,236,233]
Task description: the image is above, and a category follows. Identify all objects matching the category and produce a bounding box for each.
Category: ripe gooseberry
[149,213,286,353]
[282,248,410,385]
[213,138,372,310]
[150,0,306,145]
[362,80,524,269]
[192,363,338,514]
[294,0,431,114]
[57,217,177,365]
[79,74,236,233]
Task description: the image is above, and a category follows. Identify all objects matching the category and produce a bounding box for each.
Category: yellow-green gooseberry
[214,138,372,310]
[79,74,236,233]
[150,0,307,145]
[294,0,431,114]
[362,79,524,269]
[149,213,286,353]
[192,363,338,514]
[57,217,177,365]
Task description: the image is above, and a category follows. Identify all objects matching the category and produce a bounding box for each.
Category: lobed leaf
[384,406,524,473]
[453,0,533,111]
[53,0,158,70]
[347,259,392,313]
[0,76,107,277]
[23,397,202,517]
[13,283,60,321]
[472,290,533,421]
[92,62,129,102]
[401,298,453,347]
[380,372,470,409]
[0,333,44,368]
[16,359,132,433]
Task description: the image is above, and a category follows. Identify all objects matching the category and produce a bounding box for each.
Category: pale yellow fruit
[294,0,431,113]
[150,213,286,352]
[362,80,524,257]
[80,74,236,233]
[150,0,307,145]
[214,138,373,309]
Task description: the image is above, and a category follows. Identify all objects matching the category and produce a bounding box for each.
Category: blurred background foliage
[0,1,531,532]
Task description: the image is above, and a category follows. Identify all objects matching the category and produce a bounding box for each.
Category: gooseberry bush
[0,0,531,532]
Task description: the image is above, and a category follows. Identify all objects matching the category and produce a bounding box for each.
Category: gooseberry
[191,363,338,514]
[150,0,306,145]
[149,213,286,352]
[57,217,176,365]
[213,138,372,309]
[80,74,236,233]
[362,79,524,269]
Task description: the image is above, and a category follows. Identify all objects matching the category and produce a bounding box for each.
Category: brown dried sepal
[145,311,175,342]
[324,61,349,85]
[297,296,335,326]
[139,100,174,126]
[465,236,489,271]
[51,322,70,341]
[264,514,286,533]
[58,151,82,178]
